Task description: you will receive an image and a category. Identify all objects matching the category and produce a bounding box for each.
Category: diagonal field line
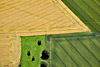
[94,36,100,48]
[92,0,100,7]
[62,0,99,32]
[71,0,100,30]
[79,0,100,17]
[0,0,45,18]
[54,0,84,27]
[11,9,58,30]
[0,0,39,12]
[29,15,64,30]
[78,39,100,62]
[54,51,67,67]
[87,37,100,50]
[0,0,16,5]
[56,40,79,67]
[0,4,53,28]
[53,41,67,67]
[0,0,49,24]
[66,39,92,67]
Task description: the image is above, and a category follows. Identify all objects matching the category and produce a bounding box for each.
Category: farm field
[0,0,90,66]
[21,35,46,67]
[1,0,100,67]
[0,0,89,33]
[0,33,21,67]
[62,0,100,32]
[0,0,90,65]
[47,32,100,67]
[0,33,15,67]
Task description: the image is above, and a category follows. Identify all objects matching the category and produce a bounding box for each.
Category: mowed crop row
[47,32,100,67]
[62,0,100,32]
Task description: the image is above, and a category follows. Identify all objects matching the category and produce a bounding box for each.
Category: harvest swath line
[0,0,26,8]
[0,3,50,20]
[0,0,44,18]
[0,0,49,21]
[66,39,92,67]
[28,15,64,30]
[12,9,58,29]
[52,20,69,27]
[55,40,79,67]
[13,6,58,29]
[78,39,100,62]
[47,15,65,26]
[0,0,40,12]
[0,0,13,4]
[26,12,63,29]
[29,16,66,30]
[0,4,53,28]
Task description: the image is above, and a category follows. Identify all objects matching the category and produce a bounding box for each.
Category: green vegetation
[62,0,100,32]
[20,32,100,67]
[41,49,49,60]
[94,0,100,6]
[47,32,100,67]
[21,35,46,67]
[41,60,48,67]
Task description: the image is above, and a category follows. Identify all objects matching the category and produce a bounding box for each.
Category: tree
[41,49,49,60]
[41,61,48,67]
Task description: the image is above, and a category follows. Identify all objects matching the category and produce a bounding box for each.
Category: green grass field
[21,35,46,67]
[47,32,100,67]
[62,0,100,32]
